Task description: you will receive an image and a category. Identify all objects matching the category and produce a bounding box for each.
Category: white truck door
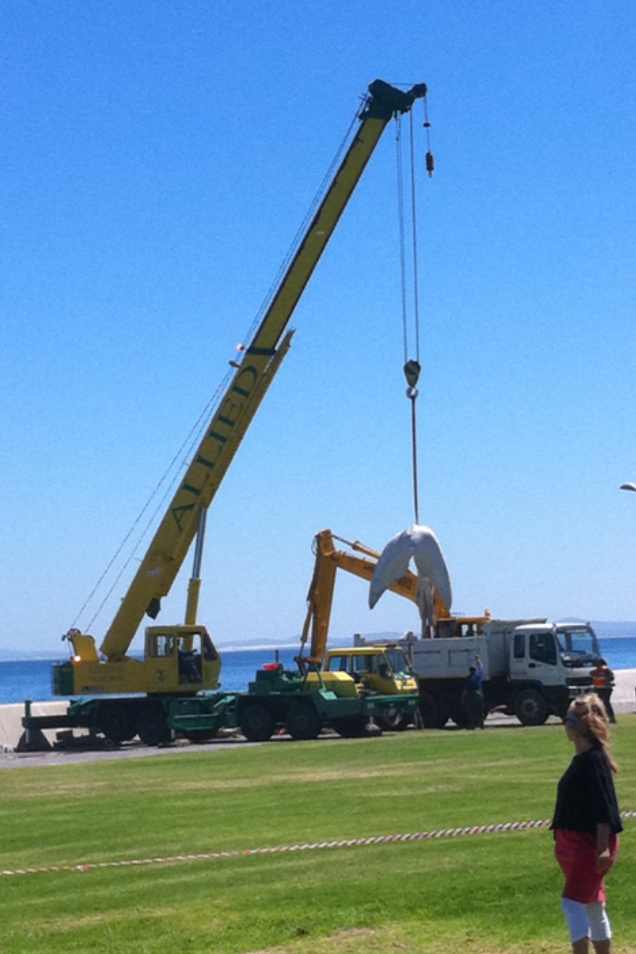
[510,628,562,685]
[509,630,527,679]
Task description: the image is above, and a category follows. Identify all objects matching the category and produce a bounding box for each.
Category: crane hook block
[403,359,421,390]
[426,151,435,178]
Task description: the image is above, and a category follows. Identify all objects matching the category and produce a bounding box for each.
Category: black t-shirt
[551,745,623,835]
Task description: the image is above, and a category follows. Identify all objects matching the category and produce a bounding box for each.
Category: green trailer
[19,663,418,750]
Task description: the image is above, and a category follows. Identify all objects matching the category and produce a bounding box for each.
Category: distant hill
[2,623,635,662]
[592,621,636,638]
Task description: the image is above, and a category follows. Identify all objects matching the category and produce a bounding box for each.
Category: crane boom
[100,79,428,660]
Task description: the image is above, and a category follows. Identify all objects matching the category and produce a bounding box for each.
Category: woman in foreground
[551,694,622,953]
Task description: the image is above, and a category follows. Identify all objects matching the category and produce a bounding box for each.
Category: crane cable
[70,376,230,633]
[395,95,434,525]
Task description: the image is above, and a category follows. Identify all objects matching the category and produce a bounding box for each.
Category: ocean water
[1,637,635,706]
[0,648,299,705]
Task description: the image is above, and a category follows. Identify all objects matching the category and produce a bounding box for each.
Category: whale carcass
[369,524,452,633]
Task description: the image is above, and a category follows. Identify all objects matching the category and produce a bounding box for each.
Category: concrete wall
[0,701,70,751]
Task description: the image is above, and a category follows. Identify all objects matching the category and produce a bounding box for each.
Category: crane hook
[403,358,421,398]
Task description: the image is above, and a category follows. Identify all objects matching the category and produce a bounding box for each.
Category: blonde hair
[569,693,618,773]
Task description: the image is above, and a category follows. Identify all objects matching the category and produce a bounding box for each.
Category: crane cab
[144,625,221,693]
[53,625,221,696]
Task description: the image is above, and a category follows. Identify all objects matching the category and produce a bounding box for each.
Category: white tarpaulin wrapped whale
[368,524,452,631]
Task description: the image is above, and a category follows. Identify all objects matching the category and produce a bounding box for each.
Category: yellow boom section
[100,80,428,660]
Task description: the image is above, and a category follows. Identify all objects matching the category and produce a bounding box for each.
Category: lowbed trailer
[19,664,418,750]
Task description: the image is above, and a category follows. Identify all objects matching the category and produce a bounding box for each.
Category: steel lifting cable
[395,99,434,526]
[71,372,232,633]
[395,115,410,368]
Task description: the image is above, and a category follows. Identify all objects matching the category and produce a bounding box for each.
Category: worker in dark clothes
[552,693,622,952]
[462,655,484,729]
[591,659,616,724]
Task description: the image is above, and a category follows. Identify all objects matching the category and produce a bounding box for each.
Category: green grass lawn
[1,719,634,953]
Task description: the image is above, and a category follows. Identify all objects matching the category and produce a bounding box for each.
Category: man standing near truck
[462,655,485,729]
[591,658,617,723]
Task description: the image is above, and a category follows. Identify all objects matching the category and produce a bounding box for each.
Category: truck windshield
[555,626,600,665]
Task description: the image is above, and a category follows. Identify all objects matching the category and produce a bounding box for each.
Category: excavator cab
[324,646,417,696]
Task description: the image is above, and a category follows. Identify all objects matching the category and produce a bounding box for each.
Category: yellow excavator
[298,528,450,669]
[22,79,431,749]
[297,529,490,723]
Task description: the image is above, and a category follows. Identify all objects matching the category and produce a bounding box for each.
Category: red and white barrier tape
[3,811,634,879]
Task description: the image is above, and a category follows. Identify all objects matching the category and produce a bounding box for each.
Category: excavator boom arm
[303,529,425,661]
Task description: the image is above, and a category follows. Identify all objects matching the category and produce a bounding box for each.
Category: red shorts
[554,829,619,903]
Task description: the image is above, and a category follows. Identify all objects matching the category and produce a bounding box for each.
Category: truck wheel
[513,689,549,726]
[332,717,368,738]
[136,704,172,746]
[239,703,274,742]
[449,700,468,729]
[419,691,449,729]
[97,704,136,745]
[287,703,321,740]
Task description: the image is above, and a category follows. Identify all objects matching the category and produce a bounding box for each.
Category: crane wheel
[239,703,274,742]
[136,704,172,747]
[286,703,321,740]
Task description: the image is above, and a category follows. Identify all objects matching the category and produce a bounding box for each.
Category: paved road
[3,709,635,771]
[2,670,633,771]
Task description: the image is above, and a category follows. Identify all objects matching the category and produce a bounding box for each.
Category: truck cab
[362,618,599,728]
[508,622,601,723]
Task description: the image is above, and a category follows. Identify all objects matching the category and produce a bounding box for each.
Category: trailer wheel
[513,688,549,726]
[377,711,410,731]
[136,704,172,746]
[97,704,136,745]
[332,717,368,738]
[419,691,449,729]
[239,703,274,742]
[287,703,321,740]
[183,730,218,743]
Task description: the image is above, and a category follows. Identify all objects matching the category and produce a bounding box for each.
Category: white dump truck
[355,619,601,727]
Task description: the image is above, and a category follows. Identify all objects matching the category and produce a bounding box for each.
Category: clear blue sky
[3,1,636,653]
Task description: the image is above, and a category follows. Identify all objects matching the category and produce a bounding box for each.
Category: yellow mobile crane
[22,80,429,749]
